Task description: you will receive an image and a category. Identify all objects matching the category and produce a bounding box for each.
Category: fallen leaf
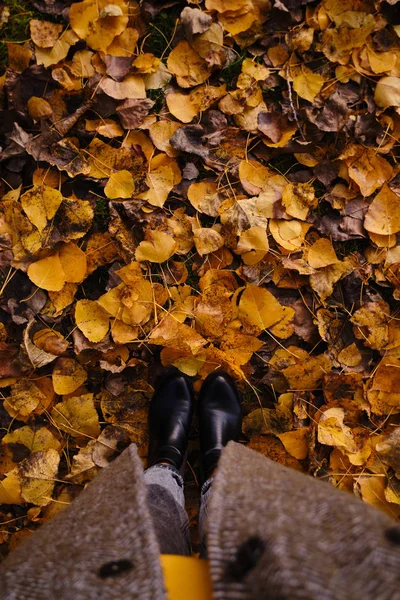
[75,300,110,342]
[135,231,177,263]
[52,358,87,395]
[52,393,100,440]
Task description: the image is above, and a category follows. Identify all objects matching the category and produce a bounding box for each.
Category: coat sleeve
[208,441,400,600]
[0,444,165,600]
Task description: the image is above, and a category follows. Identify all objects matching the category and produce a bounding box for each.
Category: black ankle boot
[198,371,242,482]
[148,370,194,472]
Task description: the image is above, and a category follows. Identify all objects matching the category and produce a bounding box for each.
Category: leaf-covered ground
[1,0,400,556]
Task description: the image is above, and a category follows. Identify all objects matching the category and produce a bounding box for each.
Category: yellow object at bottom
[160,555,212,600]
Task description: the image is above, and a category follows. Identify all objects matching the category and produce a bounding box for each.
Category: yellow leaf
[138,164,175,208]
[239,159,275,195]
[0,470,23,504]
[293,69,325,102]
[160,348,206,376]
[167,40,210,88]
[166,84,226,123]
[52,393,100,439]
[193,227,224,256]
[35,29,79,68]
[238,284,285,331]
[149,120,182,157]
[69,0,129,52]
[106,27,139,56]
[75,299,110,342]
[85,118,123,138]
[70,49,95,77]
[104,170,135,199]
[307,238,339,268]
[48,283,78,316]
[269,219,311,252]
[318,407,357,451]
[355,475,400,519]
[21,185,63,232]
[4,378,55,422]
[110,319,138,344]
[52,358,87,395]
[150,315,206,354]
[236,225,269,265]
[282,182,317,221]
[59,242,87,283]
[188,181,223,217]
[364,184,400,235]
[3,426,61,455]
[99,75,146,99]
[135,231,177,263]
[341,144,393,197]
[19,449,60,506]
[27,254,65,292]
[277,428,309,460]
[375,76,400,108]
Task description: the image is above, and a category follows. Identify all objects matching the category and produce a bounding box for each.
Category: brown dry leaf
[7,43,32,72]
[167,40,210,88]
[27,97,53,120]
[52,393,100,440]
[75,300,110,342]
[52,358,87,395]
[135,231,177,263]
[33,329,69,356]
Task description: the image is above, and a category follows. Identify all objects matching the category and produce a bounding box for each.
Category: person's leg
[146,370,194,555]
[198,371,242,557]
[144,464,191,555]
[199,476,213,558]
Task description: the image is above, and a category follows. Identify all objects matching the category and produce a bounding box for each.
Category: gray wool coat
[1,441,400,600]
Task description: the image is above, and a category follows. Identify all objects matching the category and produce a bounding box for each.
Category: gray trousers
[144,464,212,556]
